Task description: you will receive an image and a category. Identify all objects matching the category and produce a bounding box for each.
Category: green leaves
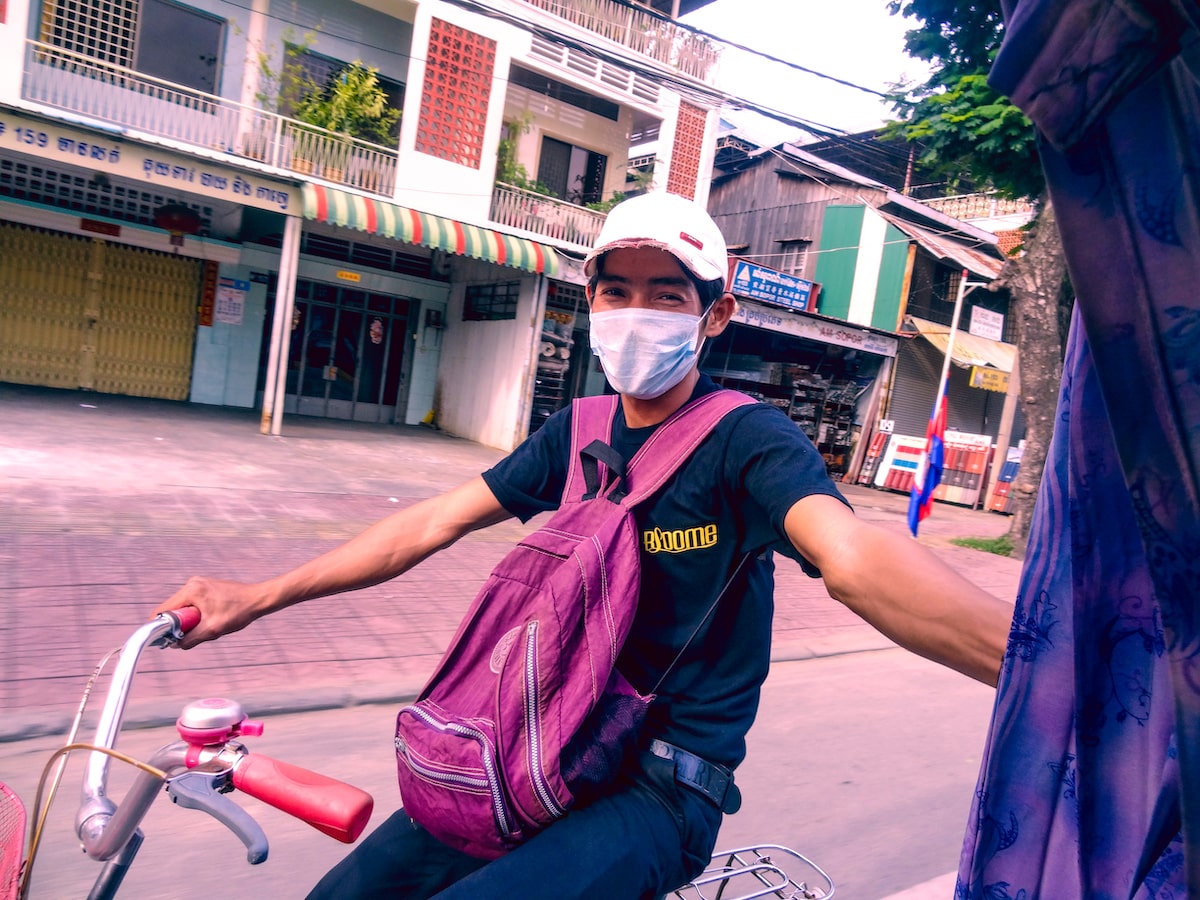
[888,2,1043,200]
[294,62,400,146]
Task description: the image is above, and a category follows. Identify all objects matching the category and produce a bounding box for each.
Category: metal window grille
[779,241,810,277]
[463,281,520,321]
[41,0,138,67]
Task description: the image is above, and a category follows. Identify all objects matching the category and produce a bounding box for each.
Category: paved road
[0,383,1019,742]
[1,650,994,900]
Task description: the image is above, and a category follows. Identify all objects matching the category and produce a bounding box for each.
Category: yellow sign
[336,270,362,283]
[970,366,1009,393]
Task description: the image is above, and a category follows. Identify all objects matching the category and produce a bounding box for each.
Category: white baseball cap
[584,192,728,284]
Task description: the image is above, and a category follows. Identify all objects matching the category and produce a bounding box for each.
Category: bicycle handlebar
[73,608,375,869]
[232,755,374,843]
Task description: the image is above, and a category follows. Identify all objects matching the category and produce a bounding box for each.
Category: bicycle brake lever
[167,771,269,864]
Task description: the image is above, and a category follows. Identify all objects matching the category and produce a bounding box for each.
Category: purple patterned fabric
[957,1,1200,896]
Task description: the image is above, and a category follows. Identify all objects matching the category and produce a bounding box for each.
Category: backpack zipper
[524,621,566,819]
[397,707,513,837]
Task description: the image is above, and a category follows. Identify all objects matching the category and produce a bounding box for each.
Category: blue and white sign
[729,260,815,311]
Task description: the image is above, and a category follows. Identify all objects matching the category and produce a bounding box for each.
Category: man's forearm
[822,524,1012,686]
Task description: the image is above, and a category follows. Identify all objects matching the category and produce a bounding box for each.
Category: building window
[933,266,963,306]
[284,47,404,146]
[464,281,520,321]
[42,0,139,67]
[137,0,223,93]
[41,0,224,94]
[778,240,810,277]
[537,137,608,205]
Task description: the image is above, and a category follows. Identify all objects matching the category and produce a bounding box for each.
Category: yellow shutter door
[0,223,91,390]
[95,242,199,400]
[0,222,199,400]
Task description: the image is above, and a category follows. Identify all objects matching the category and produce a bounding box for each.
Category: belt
[645,739,742,814]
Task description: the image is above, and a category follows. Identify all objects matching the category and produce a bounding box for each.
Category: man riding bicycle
[156,191,1009,899]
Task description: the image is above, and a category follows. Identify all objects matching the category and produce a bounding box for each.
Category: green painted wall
[871,223,909,331]
[813,205,864,320]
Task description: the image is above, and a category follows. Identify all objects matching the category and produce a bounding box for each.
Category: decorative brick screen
[665,101,708,199]
[415,18,496,169]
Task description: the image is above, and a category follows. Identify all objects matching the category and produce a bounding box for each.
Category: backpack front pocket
[395,702,515,859]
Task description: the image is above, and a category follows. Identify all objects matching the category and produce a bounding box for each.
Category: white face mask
[589,308,705,400]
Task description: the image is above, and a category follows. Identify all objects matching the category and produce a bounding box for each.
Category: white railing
[922,191,1035,223]
[491,183,607,247]
[21,40,398,195]
[518,0,720,81]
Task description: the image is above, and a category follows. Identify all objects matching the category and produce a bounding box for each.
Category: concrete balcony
[490,183,606,247]
[517,0,720,81]
[20,40,398,196]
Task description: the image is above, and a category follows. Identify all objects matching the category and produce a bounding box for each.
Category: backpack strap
[621,390,755,507]
[562,395,620,505]
[562,391,755,507]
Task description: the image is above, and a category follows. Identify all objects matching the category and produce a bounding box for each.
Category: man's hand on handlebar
[153,576,267,649]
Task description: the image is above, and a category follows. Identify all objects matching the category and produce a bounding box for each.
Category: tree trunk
[996,200,1069,558]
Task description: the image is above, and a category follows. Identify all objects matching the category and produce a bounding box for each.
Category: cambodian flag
[907,386,947,536]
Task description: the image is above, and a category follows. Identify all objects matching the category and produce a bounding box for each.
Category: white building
[0,0,721,449]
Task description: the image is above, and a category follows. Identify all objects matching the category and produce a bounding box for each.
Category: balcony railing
[518,0,720,81]
[21,40,398,196]
[490,183,607,247]
[922,191,1035,223]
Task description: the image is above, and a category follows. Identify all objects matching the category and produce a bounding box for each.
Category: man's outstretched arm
[784,494,1012,686]
[154,476,510,648]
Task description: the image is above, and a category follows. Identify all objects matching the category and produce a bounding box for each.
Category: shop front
[703,261,899,481]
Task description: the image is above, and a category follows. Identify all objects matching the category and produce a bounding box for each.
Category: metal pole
[933,269,970,422]
[269,214,301,435]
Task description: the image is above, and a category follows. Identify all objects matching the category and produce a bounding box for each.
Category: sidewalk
[0,383,1022,742]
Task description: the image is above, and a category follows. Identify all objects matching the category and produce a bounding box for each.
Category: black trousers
[306,754,722,899]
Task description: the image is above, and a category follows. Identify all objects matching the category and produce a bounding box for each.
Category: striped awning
[301,184,558,277]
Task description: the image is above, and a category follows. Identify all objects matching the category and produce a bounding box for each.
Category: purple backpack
[394,389,752,859]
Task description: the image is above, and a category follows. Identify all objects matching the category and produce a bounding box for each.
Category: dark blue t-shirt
[482,375,847,769]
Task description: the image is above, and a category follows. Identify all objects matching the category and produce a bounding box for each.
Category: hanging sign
[970,366,1009,392]
[728,260,815,312]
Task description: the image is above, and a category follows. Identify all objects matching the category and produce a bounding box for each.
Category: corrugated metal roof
[906,316,1017,373]
[879,211,1004,280]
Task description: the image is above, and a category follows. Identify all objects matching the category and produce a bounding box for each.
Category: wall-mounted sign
[732,299,898,357]
[214,277,249,325]
[336,270,362,282]
[970,366,1009,393]
[728,259,815,312]
[969,306,1005,341]
[198,261,220,327]
[0,110,294,214]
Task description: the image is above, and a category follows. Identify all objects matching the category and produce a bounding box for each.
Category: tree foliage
[887,0,1042,200]
[887,0,1071,557]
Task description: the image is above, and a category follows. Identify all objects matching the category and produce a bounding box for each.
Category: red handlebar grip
[170,607,202,633]
[232,754,374,843]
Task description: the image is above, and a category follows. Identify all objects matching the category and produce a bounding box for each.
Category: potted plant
[293,62,400,184]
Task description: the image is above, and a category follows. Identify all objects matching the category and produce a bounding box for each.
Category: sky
[681,0,933,146]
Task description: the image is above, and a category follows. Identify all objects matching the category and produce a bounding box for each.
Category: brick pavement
[0,383,1022,741]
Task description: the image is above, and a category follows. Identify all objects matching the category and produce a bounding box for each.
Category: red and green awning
[301,184,558,277]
